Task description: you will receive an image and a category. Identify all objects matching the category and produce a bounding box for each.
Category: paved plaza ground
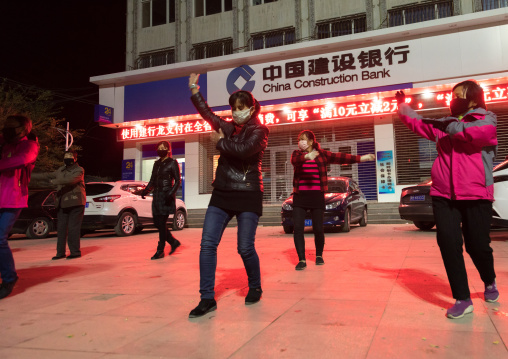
[1,224,508,358]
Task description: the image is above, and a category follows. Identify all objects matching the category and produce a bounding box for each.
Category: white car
[493,160,508,228]
[82,181,187,236]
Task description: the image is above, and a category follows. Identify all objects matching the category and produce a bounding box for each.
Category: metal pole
[66,122,69,151]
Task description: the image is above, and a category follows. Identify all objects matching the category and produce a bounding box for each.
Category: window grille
[135,49,175,69]
[249,28,296,51]
[482,0,508,10]
[190,39,233,60]
[315,15,367,39]
[388,1,453,27]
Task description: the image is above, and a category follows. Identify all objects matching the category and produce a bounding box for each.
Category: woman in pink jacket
[396,80,499,319]
[0,115,39,300]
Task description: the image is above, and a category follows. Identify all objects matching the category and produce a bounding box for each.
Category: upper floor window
[316,14,367,39]
[136,48,175,69]
[190,39,233,60]
[249,27,295,51]
[388,1,453,27]
[253,0,278,5]
[195,0,232,17]
[142,0,176,28]
[482,0,508,10]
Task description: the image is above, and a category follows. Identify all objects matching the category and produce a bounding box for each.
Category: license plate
[85,202,90,208]
[410,195,425,201]
[304,219,312,226]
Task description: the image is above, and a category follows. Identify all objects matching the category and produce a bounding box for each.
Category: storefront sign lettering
[118,83,508,141]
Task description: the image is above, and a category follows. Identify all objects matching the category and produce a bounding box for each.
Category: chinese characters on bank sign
[260,45,409,94]
[118,83,508,141]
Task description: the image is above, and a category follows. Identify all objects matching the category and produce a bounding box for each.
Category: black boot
[169,239,181,255]
[245,287,263,305]
[151,250,164,260]
[0,276,18,299]
[189,299,217,318]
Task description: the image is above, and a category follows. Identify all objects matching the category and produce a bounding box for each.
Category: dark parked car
[281,177,368,234]
[10,189,58,239]
[398,181,434,230]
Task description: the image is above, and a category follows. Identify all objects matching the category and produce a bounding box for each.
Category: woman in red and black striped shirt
[290,130,374,270]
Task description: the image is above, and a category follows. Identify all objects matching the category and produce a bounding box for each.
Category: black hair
[6,115,32,133]
[298,130,322,150]
[452,80,486,110]
[156,140,172,156]
[228,90,261,118]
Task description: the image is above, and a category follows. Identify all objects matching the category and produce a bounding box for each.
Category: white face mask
[232,107,252,125]
[298,140,309,151]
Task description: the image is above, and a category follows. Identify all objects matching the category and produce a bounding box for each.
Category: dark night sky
[0,0,127,178]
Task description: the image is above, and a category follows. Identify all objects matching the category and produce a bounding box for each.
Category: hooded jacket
[0,135,39,208]
[397,103,497,201]
[191,92,269,192]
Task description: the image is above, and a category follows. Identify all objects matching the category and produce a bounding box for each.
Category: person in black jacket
[188,73,269,318]
[142,141,181,260]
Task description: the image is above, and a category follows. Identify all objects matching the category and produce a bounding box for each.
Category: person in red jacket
[0,115,39,299]
[395,80,499,319]
[290,130,374,270]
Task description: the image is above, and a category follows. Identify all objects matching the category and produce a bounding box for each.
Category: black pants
[57,205,85,256]
[432,196,496,300]
[153,214,176,251]
[293,207,325,261]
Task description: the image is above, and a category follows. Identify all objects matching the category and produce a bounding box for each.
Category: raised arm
[189,73,234,136]
[446,112,497,147]
[323,150,362,165]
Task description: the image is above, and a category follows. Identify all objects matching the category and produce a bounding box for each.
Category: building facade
[91,0,508,209]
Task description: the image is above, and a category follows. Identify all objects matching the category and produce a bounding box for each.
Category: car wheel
[115,212,137,236]
[340,208,351,233]
[283,225,294,234]
[26,217,51,239]
[359,207,368,227]
[172,209,186,230]
[413,221,435,231]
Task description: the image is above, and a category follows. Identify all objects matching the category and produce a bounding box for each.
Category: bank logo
[226,65,256,94]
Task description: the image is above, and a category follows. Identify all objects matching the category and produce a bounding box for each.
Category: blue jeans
[199,206,261,299]
[0,208,22,283]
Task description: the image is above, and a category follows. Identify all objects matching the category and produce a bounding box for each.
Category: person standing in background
[290,130,374,270]
[141,140,181,260]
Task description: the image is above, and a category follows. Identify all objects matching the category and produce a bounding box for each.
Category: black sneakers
[0,276,18,299]
[295,261,307,270]
[245,287,263,305]
[316,256,325,265]
[52,254,66,260]
[189,299,217,318]
[151,250,164,260]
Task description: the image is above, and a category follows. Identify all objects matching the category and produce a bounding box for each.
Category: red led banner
[118,83,508,141]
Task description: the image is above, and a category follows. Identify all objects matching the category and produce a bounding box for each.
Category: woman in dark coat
[187,73,269,318]
[142,141,181,260]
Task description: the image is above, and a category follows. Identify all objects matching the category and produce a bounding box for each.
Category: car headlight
[282,203,293,210]
[325,201,342,210]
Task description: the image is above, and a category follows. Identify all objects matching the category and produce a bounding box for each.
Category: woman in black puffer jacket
[188,73,269,318]
[142,140,181,260]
